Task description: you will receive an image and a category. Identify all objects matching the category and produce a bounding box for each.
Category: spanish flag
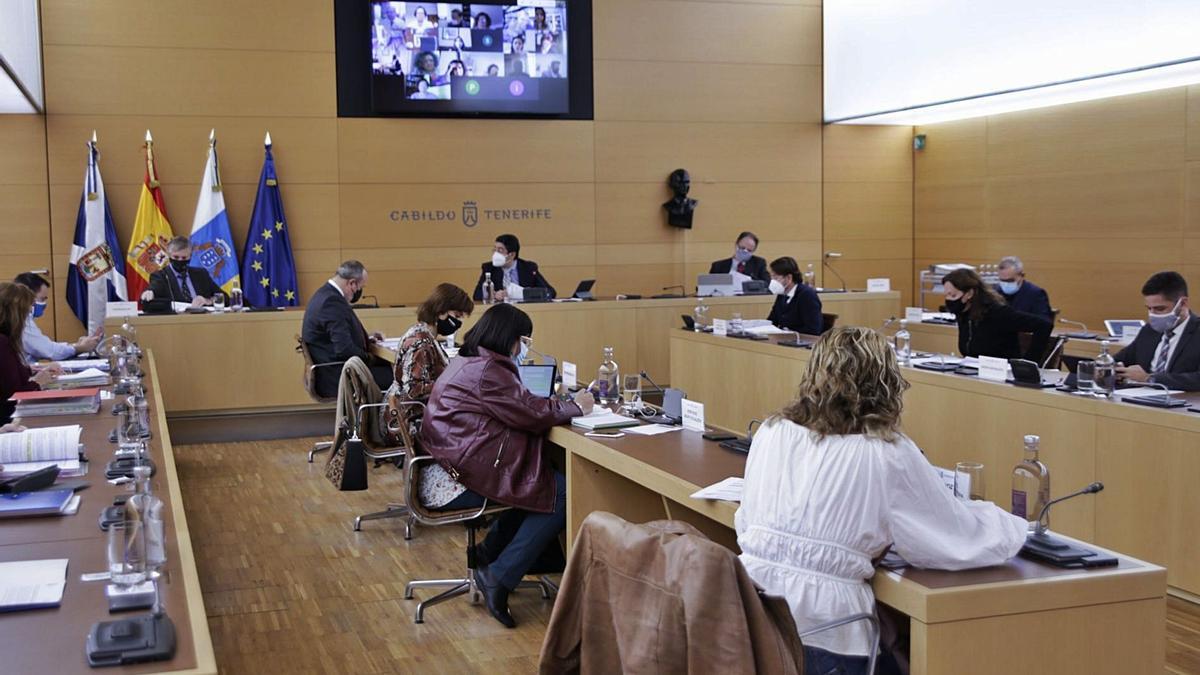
[125,130,175,305]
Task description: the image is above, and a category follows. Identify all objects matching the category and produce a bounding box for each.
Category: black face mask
[350,288,363,304]
[436,316,463,336]
[945,298,966,314]
[170,258,190,273]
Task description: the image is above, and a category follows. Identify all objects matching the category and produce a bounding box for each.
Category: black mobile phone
[702,431,737,442]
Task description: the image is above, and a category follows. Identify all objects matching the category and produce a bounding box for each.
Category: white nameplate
[978,355,1009,382]
[867,278,891,293]
[106,301,138,318]
[681,399,706,432]
[562,361,577,389]
[712,319,728,337]
[905,306,924,323]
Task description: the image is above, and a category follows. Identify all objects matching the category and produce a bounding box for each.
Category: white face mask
[491,251,507,268]
[768,279,786,296]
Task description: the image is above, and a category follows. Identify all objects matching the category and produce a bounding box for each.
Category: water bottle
[128,465,166,572]
[730,312,744,335]
[1011,435,1050,530]
[895,319,912,366]
[1093,340,1116,397]
[230,284,244,311]
[130,384,151,439]
[483,277,495,305]
[804,263,816,287]
[692,301,709,332]
[597,347,619,404]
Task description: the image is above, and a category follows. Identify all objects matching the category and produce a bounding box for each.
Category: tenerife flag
[240,133,299,308]
[189,130,241,295]
[67,134,128,334]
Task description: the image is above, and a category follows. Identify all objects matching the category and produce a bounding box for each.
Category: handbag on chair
[325,428,369,491]
[323,357,380,491]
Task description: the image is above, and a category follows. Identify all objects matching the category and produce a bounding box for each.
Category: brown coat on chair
[539,512,805,675]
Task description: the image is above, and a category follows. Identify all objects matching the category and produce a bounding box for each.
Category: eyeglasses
[520,336,533,347]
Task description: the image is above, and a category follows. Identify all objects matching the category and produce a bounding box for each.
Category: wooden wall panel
[0,116,52,334]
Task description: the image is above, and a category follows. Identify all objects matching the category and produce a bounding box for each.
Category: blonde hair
[0,282,35,359]
[776,326,910,441]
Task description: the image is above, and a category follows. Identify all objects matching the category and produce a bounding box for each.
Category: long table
[105,291,899,415]
[905,320,1125,361]
[670,329,1200,598]
[547,423,1166,675]
[0,351,216,674]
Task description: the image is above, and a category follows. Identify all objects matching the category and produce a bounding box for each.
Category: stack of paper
[11,388,101,417]
[53,358,110,373]
[0,559,68,611]
[50,368,110,388]
[690,477,744,503]
[571,410,640,430]
[1114,387,1184,400]
[0,425,84,478]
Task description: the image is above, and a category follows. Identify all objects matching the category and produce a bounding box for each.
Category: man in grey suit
[1115,271,1200,391]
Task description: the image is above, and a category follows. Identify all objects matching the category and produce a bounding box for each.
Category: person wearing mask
[0,283,60,425]
[766,256,823,335]
[420,303,594,628]
[13,273,101,361]
[472,234,556,302]
[301,260,392,397]
[142,236,224,311]
[736,327,1026,674]
[709,231,770,284]
[995,256,1052,321]
[382,283,473,445]
[1114,271,1200,391]
[942,268,1051,361]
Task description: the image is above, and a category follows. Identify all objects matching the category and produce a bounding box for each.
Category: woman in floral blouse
[383,283,474,508]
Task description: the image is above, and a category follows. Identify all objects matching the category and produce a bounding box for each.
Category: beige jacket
[539,512,805,675]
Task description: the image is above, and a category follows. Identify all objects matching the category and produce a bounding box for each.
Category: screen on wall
[367,1,573,115]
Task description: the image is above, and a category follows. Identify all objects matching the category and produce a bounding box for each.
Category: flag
[188,131,241,295]
[67,135,128,334]
[240,133,299,308]
[125,130,174,305]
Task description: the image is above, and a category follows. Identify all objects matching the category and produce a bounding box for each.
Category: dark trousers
[369,362,394,391]
[441,470,567,590]
[802,645,870,675]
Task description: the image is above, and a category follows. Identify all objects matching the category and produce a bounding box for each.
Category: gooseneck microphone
[1035,482,1103,535]
[639,370,666,396]
[1058,318,1097,340]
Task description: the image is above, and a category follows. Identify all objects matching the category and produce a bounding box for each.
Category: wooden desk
[670,330,1200,598]
[109,291,899,415]
[548,424,1166,675]
[0,351,216,674]
[905,320,1123,361]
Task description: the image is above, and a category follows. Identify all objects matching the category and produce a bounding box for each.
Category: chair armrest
[355,402,390,437]
[798,612,879,673]
[309,361,343,373]
[404,453,495,525]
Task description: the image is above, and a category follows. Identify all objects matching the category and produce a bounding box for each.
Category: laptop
[697,274,738,297]
[517,364,557,398]
[1104,319,1144,339]
[572,279,596,300]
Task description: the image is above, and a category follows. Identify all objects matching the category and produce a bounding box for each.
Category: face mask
[32,301,46,319]
[733,248,752,263]
[436,316,462,336]
[768,279,786,296]
[998,281,1020,295]
[514,341,530,363]
[1148,299,1182,333]
[350,288,363,304]
[170,258,190,273]
[945,298,966,314]
[491,252,508,268]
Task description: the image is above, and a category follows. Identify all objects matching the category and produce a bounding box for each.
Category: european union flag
[240,134,299,308]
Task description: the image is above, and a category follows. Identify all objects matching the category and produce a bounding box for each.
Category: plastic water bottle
[483,277,495,305]
[895,320,912,366]
[1093,340,1116,397]
[804,263,816,287]
[597,347,619,404]
[692,301,709,332]
[128,465,166,572]
[229,284,244,311]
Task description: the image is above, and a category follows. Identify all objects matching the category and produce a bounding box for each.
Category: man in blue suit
[996,256,1053,321]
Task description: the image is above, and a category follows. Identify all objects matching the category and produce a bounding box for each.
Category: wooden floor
[175,436,1200,675]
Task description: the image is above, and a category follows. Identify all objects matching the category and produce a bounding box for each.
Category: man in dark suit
[472,234,556,301]
[302,260,393,398]
[766,256,823,335]
[709,231,769,284]
[1115,271,1200,391]
[995,256,1053,321]
[142,236,225,312]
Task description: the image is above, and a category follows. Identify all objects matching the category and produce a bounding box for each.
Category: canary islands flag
[240,134,299,308]
[125,131,174,305]
[67,136,128,334]
[189,132,241,295]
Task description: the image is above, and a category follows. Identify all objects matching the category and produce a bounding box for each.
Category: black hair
[13,272,49,293]
[736,231,760,248]
[459,303,532,358]
[1142,271,1188,300]
[769,257,801,286]
[495,234,520,256]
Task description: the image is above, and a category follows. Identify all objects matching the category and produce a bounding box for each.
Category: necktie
[1153,329,1175,374]
[176,272,192,302]
[737,261,746,274]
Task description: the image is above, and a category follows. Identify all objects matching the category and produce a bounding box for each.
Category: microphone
[822,252,847,292]
[1040,335,1068,369]
[352,294,380,309]
[639,371,682,424]
[653,285,686,299]
[639,370,666,396]
[1034,482,1103,536]
[524,344,557,366]
[1058,318,1097,340]
[881,316,898,331]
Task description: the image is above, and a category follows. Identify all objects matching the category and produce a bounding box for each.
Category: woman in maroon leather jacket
[420,303,594,628]
[0,283,56,425]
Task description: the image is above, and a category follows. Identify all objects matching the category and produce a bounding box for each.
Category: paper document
[741,319,773,329]
[0,558,68,611]
[690,477,744,503]
[56,368,108,383]
[1114,387,1184,399]
[746,325,790,336]
[0,425,83,478]
[624,424,683,436]
[54,359,110,372]
[571,410,640,430]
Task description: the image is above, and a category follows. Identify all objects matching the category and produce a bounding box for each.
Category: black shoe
[473,564,515,628]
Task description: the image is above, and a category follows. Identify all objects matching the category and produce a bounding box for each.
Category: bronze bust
[663,168,697,229]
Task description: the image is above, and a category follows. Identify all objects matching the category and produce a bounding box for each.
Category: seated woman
[942,268,1052,361]
[735,327,1026,674]
[419,303,594,628]
[0,283,57,425]
[767,256,823,335]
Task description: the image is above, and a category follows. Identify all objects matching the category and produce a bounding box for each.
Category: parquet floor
[175,436,1200,675]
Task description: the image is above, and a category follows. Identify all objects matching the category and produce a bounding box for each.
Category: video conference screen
[369,1,571,115]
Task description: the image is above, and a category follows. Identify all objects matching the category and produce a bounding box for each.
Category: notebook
[570,410,641,430]
[0,489,75,518]
[11,388,101,417]
[0,559,68,612]
[0,425,84,478]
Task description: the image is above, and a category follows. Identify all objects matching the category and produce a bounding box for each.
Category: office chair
[821,313,839,334]
[338,366,412,534]
[295,335,342,463]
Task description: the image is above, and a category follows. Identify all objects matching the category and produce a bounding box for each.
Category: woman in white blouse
[735,327,1026,674]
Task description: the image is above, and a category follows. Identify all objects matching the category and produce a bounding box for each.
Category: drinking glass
[213,293,226,312]
[107,522,146,587]
[955,462,986,501]
[622,374,642,411]
[1076,360,1096,392]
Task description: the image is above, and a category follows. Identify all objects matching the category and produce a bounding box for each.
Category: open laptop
[697,274,738,297]
[517,364,557,398]
[572,279,596,300]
